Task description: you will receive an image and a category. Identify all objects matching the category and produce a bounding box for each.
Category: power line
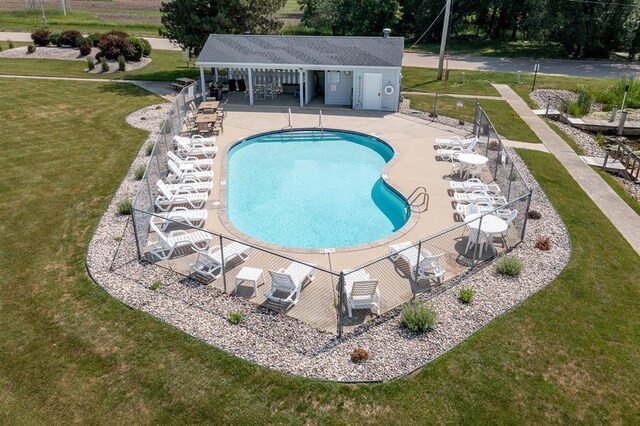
[409,4,447,49]
[566,0,640,7]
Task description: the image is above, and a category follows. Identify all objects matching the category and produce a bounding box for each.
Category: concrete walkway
[493,84,640,255]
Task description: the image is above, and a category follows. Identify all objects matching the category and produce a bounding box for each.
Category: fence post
[130,208,143,262]
[473,102,479,135]
[506,162,514,201]
[433,93,438,121]
[473,215,484,267]
[337,272,345,338]
[219,234,227,293]
[415,241,422,283]
[521,192,533,242]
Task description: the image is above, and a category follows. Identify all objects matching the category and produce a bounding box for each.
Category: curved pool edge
[218,127,419,254]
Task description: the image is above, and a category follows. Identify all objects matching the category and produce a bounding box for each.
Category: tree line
[160,0,640,59]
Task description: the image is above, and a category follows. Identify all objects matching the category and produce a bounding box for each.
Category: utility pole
[437,0,452,80]
[61,0,67,16]
[38,0,46,27]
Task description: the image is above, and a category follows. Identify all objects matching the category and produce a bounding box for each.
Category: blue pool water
[227,130,410,249]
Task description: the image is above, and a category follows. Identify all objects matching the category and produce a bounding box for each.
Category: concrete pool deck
[153,106,518,333]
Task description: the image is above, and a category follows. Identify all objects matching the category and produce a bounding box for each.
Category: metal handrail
[407,186,429,211]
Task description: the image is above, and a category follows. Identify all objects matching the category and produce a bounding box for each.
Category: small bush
[86,57,95,71]
[140,38,152,56]
[228,312,242,325]
[117,55,126,71]
[87,32,102,47]
[31,29,50,46]
[8,40,14,49]
[595,133,605,146]
[60,29,82,47]
[27,45,36,54]
[576,90,592,115]
[116,198,132,215]
[401,301,437,333]
[528,210,542,220]
[496,255,524,277]
[459,287,474,304]
[127,36,145,61]
[150,281,161,291]
[145,143,154,156]
[49,32,62,47]
[79,43,91,56]
[134,165,146,180]
[350,348,370,363]
[100,57,109,73]
[113,236,122,242]
[0,44,3,52]
[98,31,136,60]
[535,236,551,251]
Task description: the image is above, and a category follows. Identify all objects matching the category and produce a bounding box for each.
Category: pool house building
[195,33,404,111]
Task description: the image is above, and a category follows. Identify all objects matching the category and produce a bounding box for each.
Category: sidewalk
[493,84,640,256]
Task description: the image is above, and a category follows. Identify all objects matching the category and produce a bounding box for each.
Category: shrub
[31,29,50,46]
[8,40,14,49]
[350,348,370,363]
[117,55,126,71]
[459,287,474,304]
[49,32,62,47]
[0,44,3,52]
[113,236,122,242]
[528,210,542,220]
[535,236,551,251]
[27,45,36,54]
[98,31,136,60]
[134,165,146,180]
[127,36,145,61]
[79,43,91,56]
[228,312,242,324]
[60,29,82,47]
[100,57,109,73]
[150,281,161,291]
[86,57,95,71]
[88,32,102,47]
[140,38,152,56]
[595,133,605,146]
[401,301,437,332]
[576,90,592,115]
[496,255,524,277]
[145,143,154,156]
[116,198,132,215]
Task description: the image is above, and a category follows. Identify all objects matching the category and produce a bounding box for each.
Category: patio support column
[299,68,304,108]
[214,67,219,82]
[248,67,254,106]
[199,66,207,101]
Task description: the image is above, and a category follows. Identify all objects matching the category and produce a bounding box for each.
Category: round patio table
[457,153,489,167]
[464,213,508,235]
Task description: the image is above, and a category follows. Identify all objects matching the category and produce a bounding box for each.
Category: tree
[160,0,287,55]
[299,0,402,35]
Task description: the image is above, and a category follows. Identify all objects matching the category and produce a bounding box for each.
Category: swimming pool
[227,130,410,249]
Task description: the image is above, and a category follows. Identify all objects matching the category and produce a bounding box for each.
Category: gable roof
[196,34,404,68]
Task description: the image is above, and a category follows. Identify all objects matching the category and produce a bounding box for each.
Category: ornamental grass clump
[86,57,95,71]
[228,312,242,325]
[350,348,370,363]
[401,301,437,333]
[134,165,146,180]
[150,281,161,291]
[145,143,154,156]
[459,287,474,304]
[100,57,109,73]
[117,55,126,71]
[116,198,132,215]
[496,255,524,277]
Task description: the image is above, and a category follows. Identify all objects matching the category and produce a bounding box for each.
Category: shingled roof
[196,34,404,68]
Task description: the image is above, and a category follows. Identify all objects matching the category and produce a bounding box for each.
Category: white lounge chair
[167,159,214,183]
[388,241,446,283]
[152,208,208,230]
[175,137,218,159]
[454,190,506,205]
[450,179,500,195]
[435,136,478,149]
[155,180,208,211]
[342,269,381,317]
[167,151,213,172]
[265,262,316,306]
[174,134,216,148]
[437,147,473,161]
[456,200,495,219]
[190,241,253,280]
[158,179,212,194]
[147,221,211,260]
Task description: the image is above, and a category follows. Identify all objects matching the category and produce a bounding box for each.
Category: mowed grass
[0,48,199,81]
[406,93,541,143]
[406,37,567,59]
[1,79,639,423]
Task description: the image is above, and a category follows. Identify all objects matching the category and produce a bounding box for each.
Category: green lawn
[0,48,199,81]
[1,79,639,423]
[406,37,567,59]
[406,93,541,143]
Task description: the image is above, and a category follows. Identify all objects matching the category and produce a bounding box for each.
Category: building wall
[324,70,353,106]
[352,68,400,112]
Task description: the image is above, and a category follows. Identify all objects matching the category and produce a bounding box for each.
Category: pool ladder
[282,108,293,133]
[407,186,429,213]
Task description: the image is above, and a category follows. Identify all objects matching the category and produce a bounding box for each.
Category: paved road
[494,84,640,256]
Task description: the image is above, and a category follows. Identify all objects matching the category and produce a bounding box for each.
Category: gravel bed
[530,89,603,112]
[400,98,475,134]
[549,120,606,157]
[86,106,571,382]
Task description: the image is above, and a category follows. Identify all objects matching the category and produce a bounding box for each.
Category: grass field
[406,37,568,59]
[1,78,639,422]
[405,93,541,143]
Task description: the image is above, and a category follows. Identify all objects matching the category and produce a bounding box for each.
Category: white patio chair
[167,151,213,172]
[167,159,213,183]
[342,269,381,317]
[388,241,446,283]
[494,209,518,247]
[175,138,218,159]
[265,262,316,306]
[147,221,211,260]
[152,208,208,230]
[190,241,253,280]
[464,163,484,180]
[155,180,208,211]
[158,179,212,194]
[465,228,493,258]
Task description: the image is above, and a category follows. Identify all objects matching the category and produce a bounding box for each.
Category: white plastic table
[464,213,508,235]
[457,153,489,166]
[234,266,264,297]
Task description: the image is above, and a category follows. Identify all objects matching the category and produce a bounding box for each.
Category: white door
[362,73,382,110]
